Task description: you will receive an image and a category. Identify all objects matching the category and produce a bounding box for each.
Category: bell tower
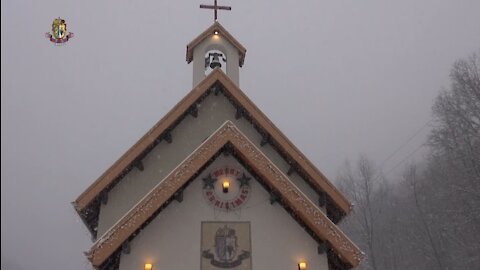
[186,22,246,87]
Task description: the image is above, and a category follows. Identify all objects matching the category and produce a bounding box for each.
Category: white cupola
[186,22,247,87]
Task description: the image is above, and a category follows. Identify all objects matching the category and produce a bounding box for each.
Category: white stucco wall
[118,156,329,270]
[97,92,322,237]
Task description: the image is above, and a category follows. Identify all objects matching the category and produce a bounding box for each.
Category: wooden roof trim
[217,73,352,214]
[186,21,247,67]
[74,69,352,215]
[86,121,363,268]
[73,72,220,212]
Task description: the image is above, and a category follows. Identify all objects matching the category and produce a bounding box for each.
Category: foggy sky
[2,0,480,269]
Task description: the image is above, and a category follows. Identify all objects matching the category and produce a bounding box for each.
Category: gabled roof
[74,69,352,222]
[186,21,247,67]
[73,69,352,219]
[86,121,363,268]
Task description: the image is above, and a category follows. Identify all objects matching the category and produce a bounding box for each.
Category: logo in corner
[45,17,74,44]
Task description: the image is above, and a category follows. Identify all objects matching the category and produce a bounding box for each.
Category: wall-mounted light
[145,263,153,270]
[298,261,307,270]
[214,30,219,35]
[222,180,230,193]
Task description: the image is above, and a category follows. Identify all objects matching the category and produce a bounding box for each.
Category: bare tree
[337,156,383,270]
[403,164,445,270]
[429,51,480,183]
[336,51,480,270]
[428,51,480,268]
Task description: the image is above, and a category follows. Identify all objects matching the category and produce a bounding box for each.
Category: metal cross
[200,0,231,21]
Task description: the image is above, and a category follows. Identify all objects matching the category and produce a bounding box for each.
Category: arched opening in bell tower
[204,49,227,76]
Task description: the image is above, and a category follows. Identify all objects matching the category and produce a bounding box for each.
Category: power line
[377,119,432,171]
[373,119,432,180]
[383,142,426,178]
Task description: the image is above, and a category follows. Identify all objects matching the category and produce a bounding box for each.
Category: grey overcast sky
[2,0,480,269]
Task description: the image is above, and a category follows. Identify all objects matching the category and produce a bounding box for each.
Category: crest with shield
[52,18,67,39]
[46,17,74,44]
[202,222,251,269]
[215,225,238,262]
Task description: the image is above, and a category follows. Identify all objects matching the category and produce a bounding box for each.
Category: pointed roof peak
[74,70,351,218]
[86,121,363,269]
[186,22,246,67]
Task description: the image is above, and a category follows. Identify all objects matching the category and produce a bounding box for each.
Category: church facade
[74,21,362,270]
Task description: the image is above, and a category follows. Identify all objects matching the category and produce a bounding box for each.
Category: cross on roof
[200,0,231,21]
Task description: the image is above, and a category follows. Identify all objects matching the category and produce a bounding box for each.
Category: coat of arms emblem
[202,222,251,269]
[215,225,238,261]
[45,17,74,44]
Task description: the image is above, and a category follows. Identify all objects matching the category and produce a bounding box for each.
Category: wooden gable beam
[86,121,362,269]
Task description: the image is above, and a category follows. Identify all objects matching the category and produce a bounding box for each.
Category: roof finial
[200,0,231,21]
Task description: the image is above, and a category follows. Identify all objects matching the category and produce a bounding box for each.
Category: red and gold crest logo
[45,17,74,44]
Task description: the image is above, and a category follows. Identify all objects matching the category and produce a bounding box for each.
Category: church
[73,3,362,270]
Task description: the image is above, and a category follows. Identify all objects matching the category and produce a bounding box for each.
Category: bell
[209,53,222,69]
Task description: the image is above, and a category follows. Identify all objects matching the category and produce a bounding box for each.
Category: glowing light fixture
[222,180,230,193]
[145,263,153,270]
[214,31,219,35]
[298,262,307,270]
